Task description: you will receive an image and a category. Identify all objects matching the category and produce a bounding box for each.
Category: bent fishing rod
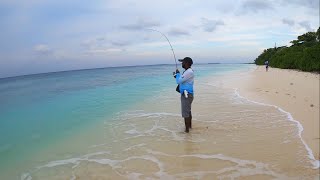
[146,29,178,69]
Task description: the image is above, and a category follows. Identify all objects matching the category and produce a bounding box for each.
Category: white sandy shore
[233,66,319,162]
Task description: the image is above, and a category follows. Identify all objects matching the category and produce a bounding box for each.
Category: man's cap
[178,57,193,65]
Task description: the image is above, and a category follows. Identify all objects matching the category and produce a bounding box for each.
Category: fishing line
[146,29,178,69]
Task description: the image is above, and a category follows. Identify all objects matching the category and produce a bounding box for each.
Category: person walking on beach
[265,60,269,72]
[173,57,194,133]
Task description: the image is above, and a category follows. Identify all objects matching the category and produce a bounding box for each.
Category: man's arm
[176,70,193,84]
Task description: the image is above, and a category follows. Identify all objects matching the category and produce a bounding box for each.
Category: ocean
[0,64,318,179]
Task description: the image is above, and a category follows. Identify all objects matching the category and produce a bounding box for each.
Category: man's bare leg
[189,112,192,129]
[184,118,189,133]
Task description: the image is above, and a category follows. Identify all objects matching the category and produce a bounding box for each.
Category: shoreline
[229,66,319,165]
[16,64,320,179]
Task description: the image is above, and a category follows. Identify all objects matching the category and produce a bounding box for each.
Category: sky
[0,0,319,78]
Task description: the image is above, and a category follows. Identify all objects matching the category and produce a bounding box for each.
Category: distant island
[254,27,320,72]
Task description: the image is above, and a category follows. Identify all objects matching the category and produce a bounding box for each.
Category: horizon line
[0,62,254,80]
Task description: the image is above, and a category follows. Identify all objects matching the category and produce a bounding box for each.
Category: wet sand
[226,66,319,162]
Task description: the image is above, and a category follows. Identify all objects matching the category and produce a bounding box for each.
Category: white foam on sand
[146,149,289,179]
[123,143,146,151]
[21,173,32,180]
[182,154,289,179]
[234,88,320,169]
[111,110,206,143]
[28,148,287,179]
[24,152,173,179]
[125,129,140,135]
[116,111,181,120]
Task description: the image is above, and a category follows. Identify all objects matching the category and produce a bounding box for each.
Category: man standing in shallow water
[173,57,194,133]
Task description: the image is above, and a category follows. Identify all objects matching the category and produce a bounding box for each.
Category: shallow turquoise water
[0,64,253,179]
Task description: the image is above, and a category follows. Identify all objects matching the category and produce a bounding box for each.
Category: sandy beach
[230,66,319,161]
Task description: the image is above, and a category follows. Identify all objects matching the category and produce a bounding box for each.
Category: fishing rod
[146,29,178,69]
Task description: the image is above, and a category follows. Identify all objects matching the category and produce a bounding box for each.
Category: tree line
[254,27,320,72]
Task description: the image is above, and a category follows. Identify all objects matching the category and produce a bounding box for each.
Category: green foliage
[302,44,320,71]
[290,39,300,46]
[298,32,317,43]
[254,27,320,72]
[316,27,320,41]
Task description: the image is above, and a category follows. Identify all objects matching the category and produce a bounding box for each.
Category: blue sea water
[0,64,252,179]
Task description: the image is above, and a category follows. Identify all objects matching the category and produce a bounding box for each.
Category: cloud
[298,21,313,31]
[208,33,262,42]
[111,41,131,47]
[96,37,106,42]
[120,19,160,31]
[168,28,190,36]
[267,30,299,37]
[81,36,126,48]
[81,38,106,49]
[1,0,320,78]
[81,37,127,56]
[282,18,295,26]
[280,0,319,10]
[201,18,224,32]
[85,48,124,55]
[226,41,261,47]
[33,44,52,55]
[241,0,274,13]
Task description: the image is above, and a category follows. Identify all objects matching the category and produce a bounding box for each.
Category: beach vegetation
[316,27,320,42]
[254,27,320,72]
